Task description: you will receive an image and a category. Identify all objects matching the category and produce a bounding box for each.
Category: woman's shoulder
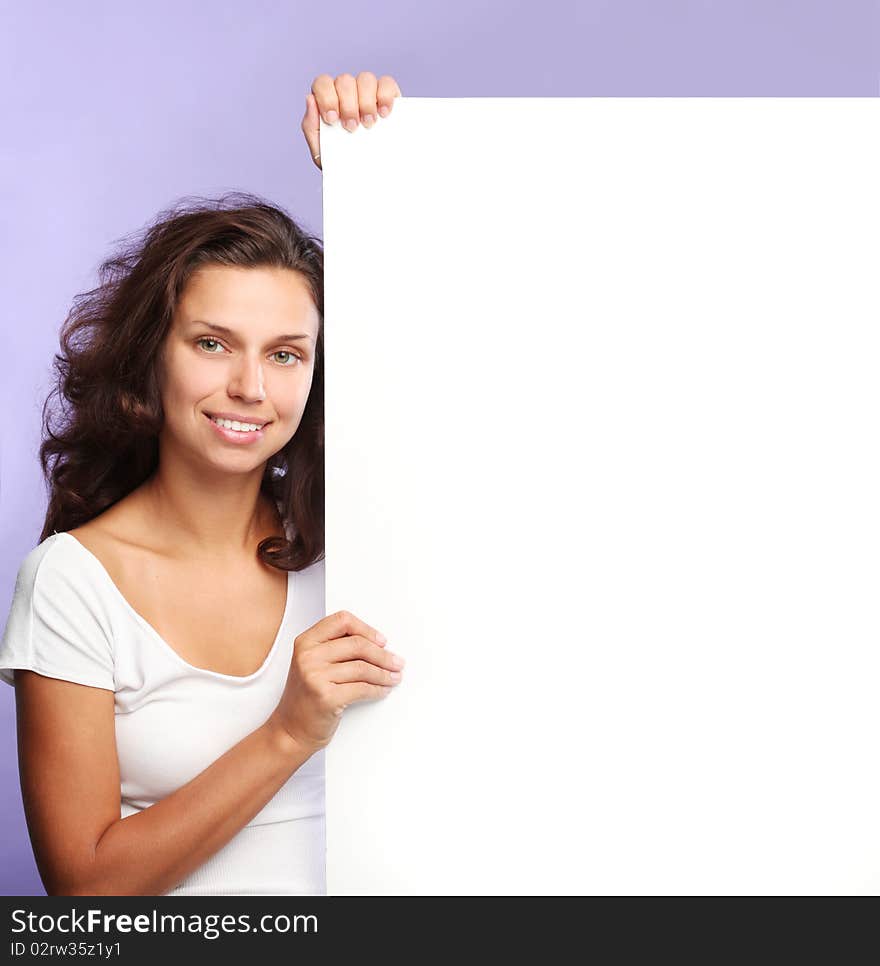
[66,519,128,578]
[296,552,325,581]
[293,554,326,621]
[13,530,113,607]
[14,532,74,588]
[2,536,117,692]
[66,488,158,581]
[10,493,147,609]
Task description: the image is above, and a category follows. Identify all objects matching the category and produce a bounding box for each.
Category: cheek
[277,368,315,416]
[162,352,218,406]
[280,388,310,421]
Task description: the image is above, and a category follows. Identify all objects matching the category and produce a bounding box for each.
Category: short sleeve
[0,536,116,691]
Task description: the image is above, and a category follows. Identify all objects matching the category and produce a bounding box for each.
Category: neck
[141,446,281,561]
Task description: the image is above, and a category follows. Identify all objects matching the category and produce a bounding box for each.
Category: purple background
[1,0,877,896]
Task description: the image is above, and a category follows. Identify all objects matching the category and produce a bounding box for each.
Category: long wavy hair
[38,191,325,572]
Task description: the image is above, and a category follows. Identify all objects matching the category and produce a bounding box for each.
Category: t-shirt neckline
[54,531,294,683]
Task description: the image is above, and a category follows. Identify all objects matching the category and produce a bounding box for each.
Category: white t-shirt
[0,530,327,896]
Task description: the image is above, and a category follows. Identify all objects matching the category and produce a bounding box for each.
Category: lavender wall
[1,0,876,896]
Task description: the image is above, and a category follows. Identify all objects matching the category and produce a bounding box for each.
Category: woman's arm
[15,669,309,896]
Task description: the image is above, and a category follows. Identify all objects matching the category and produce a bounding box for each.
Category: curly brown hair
[38,191,325,572]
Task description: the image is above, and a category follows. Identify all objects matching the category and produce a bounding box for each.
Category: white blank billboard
[320,98,879,895]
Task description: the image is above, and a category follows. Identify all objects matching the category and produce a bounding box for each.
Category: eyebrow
[188,320,313,344]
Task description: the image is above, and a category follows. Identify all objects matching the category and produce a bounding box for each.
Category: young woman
[0,71,404,896]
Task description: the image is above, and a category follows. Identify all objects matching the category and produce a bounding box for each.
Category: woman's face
[158,264,320,474]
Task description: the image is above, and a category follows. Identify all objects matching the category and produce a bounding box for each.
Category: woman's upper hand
[301,72,403,172]
[270,609,406,756]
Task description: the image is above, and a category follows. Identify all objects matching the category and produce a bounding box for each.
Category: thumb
[301,93,322,171]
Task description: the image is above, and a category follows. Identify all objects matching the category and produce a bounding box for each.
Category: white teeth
[211,416,261,432]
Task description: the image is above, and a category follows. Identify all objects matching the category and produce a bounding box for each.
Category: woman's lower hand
[301,72,403,171]
[270,610,405,756]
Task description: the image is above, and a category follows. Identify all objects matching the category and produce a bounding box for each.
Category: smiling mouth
[203,414,273,442]
[205,413,271,430]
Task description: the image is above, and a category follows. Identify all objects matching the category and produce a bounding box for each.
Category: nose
[227,352,266,403]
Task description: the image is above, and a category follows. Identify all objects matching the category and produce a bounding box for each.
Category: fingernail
[326,110,339,124]
[390,671,402,681]
[343,117,358,132]
[362,114,375,128]
[390,654,405,669]
[379,105,390,118]
[376,632,387,644]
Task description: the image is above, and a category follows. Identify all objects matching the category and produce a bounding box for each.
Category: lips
[204,412,269,444]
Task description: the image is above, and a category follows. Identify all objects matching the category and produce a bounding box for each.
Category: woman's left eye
[272,351,300,367]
